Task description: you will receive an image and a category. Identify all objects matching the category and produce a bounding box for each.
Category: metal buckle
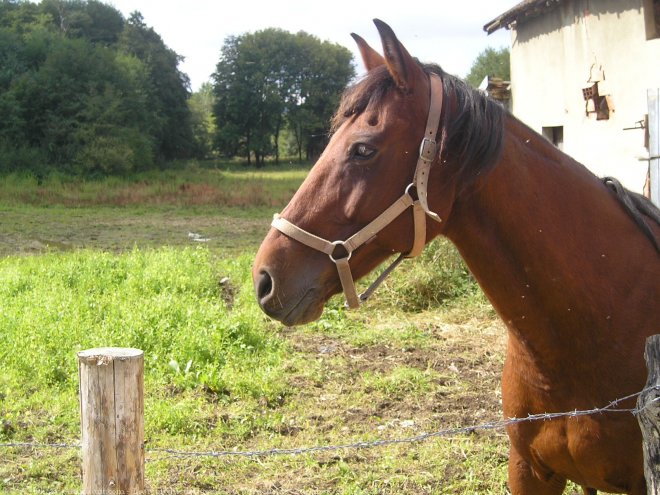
[419,138,437,162]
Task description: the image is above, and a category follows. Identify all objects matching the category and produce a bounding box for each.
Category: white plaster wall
[510,0,660,192]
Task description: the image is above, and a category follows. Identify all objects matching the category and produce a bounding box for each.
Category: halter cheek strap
[416,74,444,223]
[271,73,444,308]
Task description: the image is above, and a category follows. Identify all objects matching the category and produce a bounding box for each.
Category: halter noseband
[271,73,444,308]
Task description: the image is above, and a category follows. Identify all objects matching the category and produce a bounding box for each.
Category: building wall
[510,0,660,192]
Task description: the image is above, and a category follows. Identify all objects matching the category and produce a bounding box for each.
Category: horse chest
[507,414,643,491]
[502,360,644,492]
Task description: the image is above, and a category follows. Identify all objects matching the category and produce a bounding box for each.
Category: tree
[189,82,216,158]
[212,28,354,166]
[40,0,124,44]
[120,11,194,161]
[213,35,256,165]
[0,0,195,175]
[465,47,510,88]
[213,30,288,167]
[288,32,354,161]
[11,34,154,173]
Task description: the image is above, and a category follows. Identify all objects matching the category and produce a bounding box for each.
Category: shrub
[0,140,48,176]
[73,128,154,175]
[374,238,479,312]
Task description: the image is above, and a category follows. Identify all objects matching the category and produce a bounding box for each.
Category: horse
[252,19,660,495]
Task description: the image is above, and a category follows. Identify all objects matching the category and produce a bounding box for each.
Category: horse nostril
[256,270,274,303]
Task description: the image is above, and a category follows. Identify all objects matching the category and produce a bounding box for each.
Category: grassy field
[0,163,584,494]
[0,162,306,256]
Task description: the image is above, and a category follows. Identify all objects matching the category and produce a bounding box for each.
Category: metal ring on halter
[328,240,352,263]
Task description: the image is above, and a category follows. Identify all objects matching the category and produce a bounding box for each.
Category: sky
[108,0,517,91]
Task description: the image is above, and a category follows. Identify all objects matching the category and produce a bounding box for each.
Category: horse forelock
[330,65,394,133]
[330,63,505,181]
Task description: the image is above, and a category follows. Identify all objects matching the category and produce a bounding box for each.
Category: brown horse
[252,20,660,495]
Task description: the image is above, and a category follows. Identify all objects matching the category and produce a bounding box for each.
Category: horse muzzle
[254,267,326,326]
[252,231,332,326]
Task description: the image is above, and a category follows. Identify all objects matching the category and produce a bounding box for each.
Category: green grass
[0,248,286,428]
[0,248,282,396]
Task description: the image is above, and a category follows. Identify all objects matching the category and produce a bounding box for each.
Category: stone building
[485,0,660,196]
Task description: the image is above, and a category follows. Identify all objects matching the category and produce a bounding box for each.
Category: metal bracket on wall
[623,120,646,131]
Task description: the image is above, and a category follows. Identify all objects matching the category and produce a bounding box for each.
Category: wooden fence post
[78,347,145,495]
[637,335,660,494]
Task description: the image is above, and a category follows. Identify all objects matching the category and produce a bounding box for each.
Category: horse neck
[443,116,647,368]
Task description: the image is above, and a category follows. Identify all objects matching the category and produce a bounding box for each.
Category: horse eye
[353,143,376,159]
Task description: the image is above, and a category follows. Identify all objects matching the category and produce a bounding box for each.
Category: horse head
[253,20,477,325]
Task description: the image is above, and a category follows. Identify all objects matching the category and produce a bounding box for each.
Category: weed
[372,238,481,313]
[361,366,438,398]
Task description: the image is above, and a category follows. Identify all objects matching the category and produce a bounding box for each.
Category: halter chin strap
[271,73,444,308]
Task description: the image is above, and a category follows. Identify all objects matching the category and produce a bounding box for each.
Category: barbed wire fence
[2,385,658,463]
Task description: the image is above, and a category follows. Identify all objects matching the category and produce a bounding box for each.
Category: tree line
[212,29,354,167]
[0,0,355,175]
[0,0,195,175]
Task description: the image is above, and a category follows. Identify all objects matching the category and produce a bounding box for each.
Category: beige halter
[272,73,444,308]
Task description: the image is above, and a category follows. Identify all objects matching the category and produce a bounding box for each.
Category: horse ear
[350,33,385,71]
[373,19,423,91]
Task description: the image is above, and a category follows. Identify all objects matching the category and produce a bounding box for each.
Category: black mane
[603,176,660,252]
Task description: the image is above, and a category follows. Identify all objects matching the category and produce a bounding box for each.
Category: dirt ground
[281,315,507,430]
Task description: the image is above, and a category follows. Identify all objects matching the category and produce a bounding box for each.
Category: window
[644,0,660,40]
[542,126,564,150]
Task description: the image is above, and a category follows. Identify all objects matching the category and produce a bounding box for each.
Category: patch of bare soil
[205,316,513,495]
[280,316,507,436]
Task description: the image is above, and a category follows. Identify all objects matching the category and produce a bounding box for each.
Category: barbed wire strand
[145,385,659,461]
[1,385,658,462]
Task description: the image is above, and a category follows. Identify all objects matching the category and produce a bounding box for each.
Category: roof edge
[484,0,562,34]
